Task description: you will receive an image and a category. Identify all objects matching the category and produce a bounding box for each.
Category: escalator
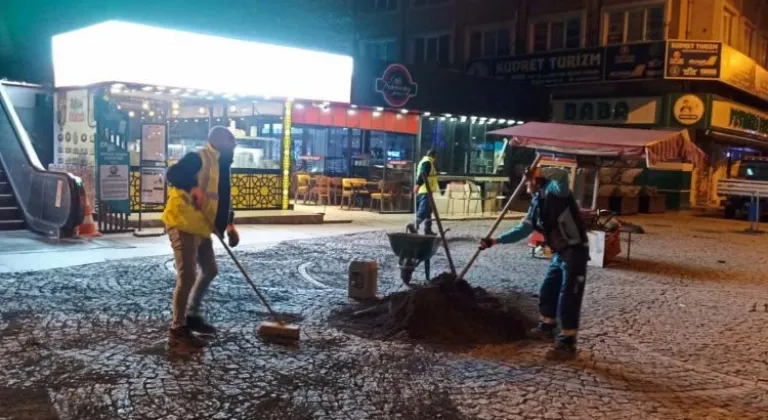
[0,81,85,237]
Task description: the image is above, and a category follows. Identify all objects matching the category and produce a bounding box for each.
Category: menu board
[141,124,167,162]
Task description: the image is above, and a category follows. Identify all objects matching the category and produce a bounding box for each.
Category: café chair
[295,173,311,204]
[465,182,484,215]
[310,175,333,205]
[446,181,468,215]
[370,180,397,212]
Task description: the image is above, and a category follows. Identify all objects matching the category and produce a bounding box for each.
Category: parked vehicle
[718,157,768,219]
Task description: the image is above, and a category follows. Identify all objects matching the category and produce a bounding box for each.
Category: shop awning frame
[51,20,354,104]
[489,122,707,167]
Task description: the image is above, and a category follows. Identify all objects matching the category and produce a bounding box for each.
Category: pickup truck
[718,157,768,219]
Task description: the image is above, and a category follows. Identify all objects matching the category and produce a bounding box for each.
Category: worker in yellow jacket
[407,149,439,235]
[162,126,240,347]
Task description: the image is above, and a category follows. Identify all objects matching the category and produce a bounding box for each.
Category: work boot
[545,336,577,361]
[528,322,556,341]
[406,223,417,234]
[424,228,436,236]
[186,315,217,335]
[168,326,207,348]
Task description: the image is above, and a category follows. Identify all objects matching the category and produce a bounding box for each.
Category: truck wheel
[724,205,735,219]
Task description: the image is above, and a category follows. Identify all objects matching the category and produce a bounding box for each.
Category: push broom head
[257,321,300,343]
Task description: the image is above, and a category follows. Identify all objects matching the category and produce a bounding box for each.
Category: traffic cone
[77,202,101,237]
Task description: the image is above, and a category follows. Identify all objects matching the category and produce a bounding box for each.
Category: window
[468,27,512,59]
[722,8,736,45]
[604,4,665,44]
[361,39,398,61]
[530,17,581,52]
[759,37,768,68]
[361,0,398,12]
[412,0,450,7]
[413,34,451,64]
[743,23,755,58]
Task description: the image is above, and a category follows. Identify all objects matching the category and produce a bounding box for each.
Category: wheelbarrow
[386,232,441,285]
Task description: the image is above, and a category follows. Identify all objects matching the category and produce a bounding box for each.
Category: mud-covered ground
[1,213,768,419]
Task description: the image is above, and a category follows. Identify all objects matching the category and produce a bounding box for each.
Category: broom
[199,208,300,342]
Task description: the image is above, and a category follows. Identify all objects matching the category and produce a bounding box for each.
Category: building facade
[355,0,768,209]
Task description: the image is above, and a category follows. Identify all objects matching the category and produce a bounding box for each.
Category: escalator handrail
[0,82,47,172]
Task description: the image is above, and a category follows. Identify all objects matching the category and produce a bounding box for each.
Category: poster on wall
[140,167,166,204]
[54,89,97,167]
[141,123,167,162]
[97,134,131,214]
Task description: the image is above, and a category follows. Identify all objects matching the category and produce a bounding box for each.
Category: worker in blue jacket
[479,166,589,359]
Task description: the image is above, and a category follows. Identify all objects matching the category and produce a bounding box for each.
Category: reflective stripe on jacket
[417,156,440,194]
[161,144,220,237]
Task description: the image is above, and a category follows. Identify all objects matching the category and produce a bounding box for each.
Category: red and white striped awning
[490,122,706,167]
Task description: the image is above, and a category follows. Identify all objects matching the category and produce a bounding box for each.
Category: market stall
[489,122,706,266]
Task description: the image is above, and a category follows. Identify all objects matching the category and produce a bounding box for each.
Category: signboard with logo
[96,130,131,214]
[552,97,660,125]
[604,42,665,81]
[467,48,603,85]
[710,99,768,138]
[53,89,97,166]
[665,41,721,79]
[720,45,757,93]
[672,94,705,126]
[374,64,418,107]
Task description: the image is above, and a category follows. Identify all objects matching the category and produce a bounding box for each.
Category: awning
[489,122,706,167]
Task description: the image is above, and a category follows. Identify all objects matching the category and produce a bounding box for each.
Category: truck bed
[718,179,768,198]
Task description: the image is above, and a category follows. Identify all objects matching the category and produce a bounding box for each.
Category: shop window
[413,34,451,64]
[530,16,581,52]
[360,0,398,12]
[722,8,736,45]
[411,0,450,7]
[604,4,664,45]
[361,39,399,61]
[468,27,513,59]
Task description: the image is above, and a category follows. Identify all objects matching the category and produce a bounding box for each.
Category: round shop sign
[673,94,705,125]
[375,64,418,108]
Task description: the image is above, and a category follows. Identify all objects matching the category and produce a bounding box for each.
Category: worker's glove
[412,184,420,195]
[190,187,205,210]
[226,224,240,248]
[479,237,497,250]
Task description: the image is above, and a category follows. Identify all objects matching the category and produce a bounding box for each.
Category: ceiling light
[229,105,237,113]
[294,103,304,109]
[488,118,497,123]
[141,86,153,92]
[198,107,206,114]
[375,107,384,111]
[372,111,382,117]
[516,121,524,124]
[264,96,272,100]
[172,109,179,116]
[400,109,408,114]
[423,112,431,116]
[171,101,180,110]
[440,116,446,121]
[498,119,506,124]
[169,88,182,94]
[141,102,149,110]
[459,116,467,122]
[149,111,155,117]
[156,86,166,91]
[128,111,135,118]
[396,114,403,119]
[508,120,516,124]
[197,90,209,96]
[351,104,358,109]
[111,83,125,89]
[429,117,435,121]
[444,114,452,118]
[347,109,356,115]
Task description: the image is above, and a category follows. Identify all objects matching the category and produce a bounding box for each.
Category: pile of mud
[330,273,537,345]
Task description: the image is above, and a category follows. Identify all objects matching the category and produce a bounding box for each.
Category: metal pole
[456,154,542,281]
[591,167,600,210]
[756,191,761,232]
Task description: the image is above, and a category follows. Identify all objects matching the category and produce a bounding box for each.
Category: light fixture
[396,114,403,119]
[171,101,179,110]
[229,105,237,113]
[169,88,181,94]
[440,116,446,121]
[347,109,356,115]
[400,109,408,114]
[444,113,452,118]
[351,104,358,109]
[141,86,153,92]
[128,111,135,118]
[264,96,271,100]
[423,112,431,116]
[294,103,304,109]
[172,109,179,116]
[111,83,125,89]
[375,107,384,111]
[116,104,122,110]
[508,120,516,124]
[197,90,209,96]
[516,121,524,124]
[194,119,199,122]
[459,116,467,122]
[198,107,206,114]
[141,101,150,110]
[498,119,506,124]
[372,111,382,117]
[488,118,496,124]
[148,110,155,117]
[429,117,435,121]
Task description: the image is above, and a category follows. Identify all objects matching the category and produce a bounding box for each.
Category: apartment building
[355,0,768,208]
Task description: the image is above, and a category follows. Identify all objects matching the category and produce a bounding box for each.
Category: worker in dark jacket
[162,126,240,347]
[407,149,439,235]
[479,166,589,360]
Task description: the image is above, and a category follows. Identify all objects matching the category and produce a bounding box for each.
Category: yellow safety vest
[417,156,440,195]
[161,144,220,238]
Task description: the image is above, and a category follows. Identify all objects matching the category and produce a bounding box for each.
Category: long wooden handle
[456,155,542,281]
[422,173,456,276]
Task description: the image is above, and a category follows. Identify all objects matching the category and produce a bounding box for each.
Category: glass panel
[414,37,425,63]
[326,128,349,176]
[438,35,451,63]
[626,10,644,42]
[606,11,625,44]
[483,30,495,57]
[722,13,733,45]
[469,31,482,59]
[532,22,549,52]
[550,21,565,50]
[426,37,438,62]
[565,18,581,48]
[496,29,511,56]
[645,6,664,40]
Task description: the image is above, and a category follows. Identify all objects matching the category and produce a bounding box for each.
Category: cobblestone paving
[1,214,768,419]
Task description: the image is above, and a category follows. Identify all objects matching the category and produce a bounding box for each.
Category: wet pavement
[1,213,768,419]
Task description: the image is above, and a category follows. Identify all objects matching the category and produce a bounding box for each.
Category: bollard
[757,192,761,232]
